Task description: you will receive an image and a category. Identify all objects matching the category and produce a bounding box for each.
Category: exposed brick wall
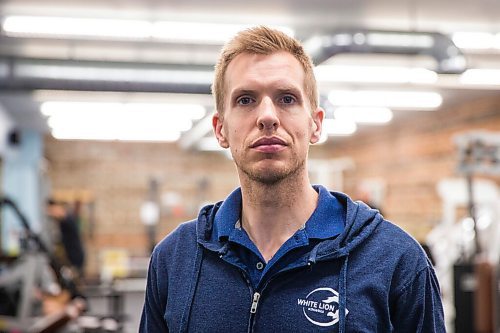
[45,139,239,275]
[312,94,500,240]
[45,94,500,275]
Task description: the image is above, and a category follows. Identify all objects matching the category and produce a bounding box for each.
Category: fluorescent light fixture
[152,22,294,44]
[334,107,393,124]
[51,128,182,142]
[315,65,437,84]
[41,101,206,120]
[366,32,434,48]
[41,101,206,142]
[322,119,357,136]
[2,15,294,43]
[452,32,497,49]
[460,69,500,85]
[3,16,151,40]
[15,63,214,85]
[328,90,442,109]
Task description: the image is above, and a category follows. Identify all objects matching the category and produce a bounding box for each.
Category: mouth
[250,136,287,153]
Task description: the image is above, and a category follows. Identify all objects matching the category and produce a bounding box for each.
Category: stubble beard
[236,153,306,186]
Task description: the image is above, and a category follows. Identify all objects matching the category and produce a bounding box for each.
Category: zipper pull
[250,292,261,314]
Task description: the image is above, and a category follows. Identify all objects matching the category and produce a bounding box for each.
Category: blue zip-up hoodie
[140,189,445,332]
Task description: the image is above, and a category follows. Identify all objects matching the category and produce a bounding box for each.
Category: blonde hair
[212,26,318,114]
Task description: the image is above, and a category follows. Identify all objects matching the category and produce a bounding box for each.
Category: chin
[244,162,302,185]
[251,172,288,185]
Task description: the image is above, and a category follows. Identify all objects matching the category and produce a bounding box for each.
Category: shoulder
[378,219,424,250]
[151,219,198,267]
[371,219,434,290]
[374,219,429,264]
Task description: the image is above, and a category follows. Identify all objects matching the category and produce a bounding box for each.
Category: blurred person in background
[46,199,86,278]
[141,26,445,332]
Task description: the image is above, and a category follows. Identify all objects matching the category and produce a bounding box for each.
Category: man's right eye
[237,97,253,105]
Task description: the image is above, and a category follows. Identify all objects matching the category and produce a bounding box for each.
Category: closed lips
[250,137,287,148]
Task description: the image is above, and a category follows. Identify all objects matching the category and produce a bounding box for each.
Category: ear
[310,107,324,144]
[213,112,229,148]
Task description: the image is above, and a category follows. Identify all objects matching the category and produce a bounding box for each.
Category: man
[47,199,86,277]
[140,26,445,332]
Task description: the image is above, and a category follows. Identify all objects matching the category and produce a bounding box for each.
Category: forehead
[225,51,305,93]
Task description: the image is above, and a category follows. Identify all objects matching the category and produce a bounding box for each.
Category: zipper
[243,273,257,333]
[219,250,330,332]
[250,292,260,313]
[246,264,311,333]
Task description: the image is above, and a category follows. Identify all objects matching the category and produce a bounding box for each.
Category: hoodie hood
[309,191,384,262]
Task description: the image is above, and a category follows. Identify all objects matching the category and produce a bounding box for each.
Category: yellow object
[99,248,129,281]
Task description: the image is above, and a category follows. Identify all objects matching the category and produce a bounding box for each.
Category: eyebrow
[230,89,256,97]
[230,85,302,98]
[275,86,301,95]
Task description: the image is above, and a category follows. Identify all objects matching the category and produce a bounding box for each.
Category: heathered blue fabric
[140,187,446,333]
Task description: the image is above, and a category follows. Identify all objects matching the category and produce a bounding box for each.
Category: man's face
[213,51,323,185]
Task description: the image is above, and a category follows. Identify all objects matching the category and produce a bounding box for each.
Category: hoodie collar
[213,187,242,240]
[306,185,345,239]
[213,185,344,241]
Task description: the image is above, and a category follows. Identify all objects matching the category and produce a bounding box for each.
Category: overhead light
[152,22,294,44]
[50,128,182,142]
[2,16,152,40]
[328,90,442,109]
[15,63,214,84]
[40,101,206,142]
[2,15,294,43]
[334,107,393,124]
[322,119,357,136]
[460,69,500,85]
[315,65,437,84]
[452,32,499,50]
[41,101,206,119]
[366,32,434,48]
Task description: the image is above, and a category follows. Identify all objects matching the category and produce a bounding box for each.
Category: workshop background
[0,0,499,332]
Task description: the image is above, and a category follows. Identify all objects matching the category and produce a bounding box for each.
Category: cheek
[295,127,310,142]
[290,116,314,138]
[226,128,244,151]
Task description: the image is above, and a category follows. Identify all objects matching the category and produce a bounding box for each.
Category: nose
[256,97,280,131]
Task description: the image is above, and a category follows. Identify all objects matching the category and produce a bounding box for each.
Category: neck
[239,170,318,262]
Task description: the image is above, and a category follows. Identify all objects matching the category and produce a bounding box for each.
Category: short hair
[212,26,318,114]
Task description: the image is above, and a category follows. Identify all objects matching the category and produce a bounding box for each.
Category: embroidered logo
[297,287,349,327]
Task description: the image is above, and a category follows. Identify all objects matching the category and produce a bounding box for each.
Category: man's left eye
[281,95,295,104]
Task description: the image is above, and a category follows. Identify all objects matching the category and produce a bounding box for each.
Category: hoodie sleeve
[391,263,446,332]
[139,252,169,332]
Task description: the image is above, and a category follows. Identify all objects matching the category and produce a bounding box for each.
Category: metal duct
[305,29,467,74]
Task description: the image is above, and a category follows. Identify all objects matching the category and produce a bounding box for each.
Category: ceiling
[0,0,499,149]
